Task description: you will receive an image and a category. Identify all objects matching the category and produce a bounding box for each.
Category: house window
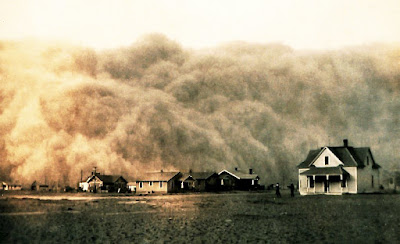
[371,175,374,188]
[139,182,143,188]
[325,156,329,165]
[160,181,163,188]
[149,181,153,186]
[252,180,255,186]
[308,176,314,187]
[181,182,184,189]
[221,179,224,186]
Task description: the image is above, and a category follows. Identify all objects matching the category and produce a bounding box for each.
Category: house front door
[324,180,329,193]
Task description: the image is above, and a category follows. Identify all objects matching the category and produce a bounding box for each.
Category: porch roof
[300,167,349,176]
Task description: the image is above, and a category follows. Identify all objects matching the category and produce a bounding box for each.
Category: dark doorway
[324,180,329,193]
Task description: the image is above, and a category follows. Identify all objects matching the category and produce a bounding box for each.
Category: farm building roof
[219,169,259,180]
[31,181,49,187]
[135,172,181,182]
[180,172,217,181]
[190,172,217,180]
[97,175,127,184]
[179,174,194,182]
[298,146,381,169]
[87,175,126,184]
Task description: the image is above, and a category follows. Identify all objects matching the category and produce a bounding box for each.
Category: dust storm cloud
[0,34,399,186]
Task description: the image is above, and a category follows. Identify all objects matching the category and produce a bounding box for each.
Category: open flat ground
[0,191,399,243]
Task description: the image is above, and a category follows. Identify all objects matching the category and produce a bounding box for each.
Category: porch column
[326,175,329,193]
[340,175,343,193]
[313,175,316,193]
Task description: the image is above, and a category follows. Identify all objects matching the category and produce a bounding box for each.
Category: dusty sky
[1,0,400,50]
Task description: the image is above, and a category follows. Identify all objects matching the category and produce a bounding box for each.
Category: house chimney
[343,139,348,147]
[249,169,253,174]
[235,167,238,171]
[160,169,163,173]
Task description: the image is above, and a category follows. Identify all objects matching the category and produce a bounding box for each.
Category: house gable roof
[190,172,217,180]
[298,149,321,169]
[328,147,358,167]
[180,172,217,181]
[348,147,381,169]
[135,172,181,182]
[298,146,380,169]
[87,175,126,184]
[31,181,49,187]
[179,174,195,182]
[218,169,259,180]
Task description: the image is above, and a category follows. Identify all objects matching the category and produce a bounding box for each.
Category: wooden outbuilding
[218,168,260,190]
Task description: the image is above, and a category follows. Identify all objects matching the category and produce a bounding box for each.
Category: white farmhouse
[298,139,381,195]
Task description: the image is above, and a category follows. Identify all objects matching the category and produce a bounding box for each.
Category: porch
[301,167,349,195]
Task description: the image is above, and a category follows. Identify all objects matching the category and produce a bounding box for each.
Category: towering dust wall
[0,35,399,186]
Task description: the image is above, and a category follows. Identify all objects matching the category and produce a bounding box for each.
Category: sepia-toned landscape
[1,191,400,243]
[1,1,400,243]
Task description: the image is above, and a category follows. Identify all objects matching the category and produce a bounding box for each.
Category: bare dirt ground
[0,191,399,243]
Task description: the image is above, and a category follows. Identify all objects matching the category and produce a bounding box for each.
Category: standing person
[275,183,281,198]
[288,183,295,197]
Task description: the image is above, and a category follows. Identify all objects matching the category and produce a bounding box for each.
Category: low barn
[6,183,22,190]
[218,168,260,190]
[135,171,182,193]
[0,181,19,190]
[31,181,49,191]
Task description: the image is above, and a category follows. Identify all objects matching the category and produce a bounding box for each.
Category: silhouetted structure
[179,172,219,192]
[218,168,260,191]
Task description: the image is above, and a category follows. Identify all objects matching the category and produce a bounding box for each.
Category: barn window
[139,182,143,188]
[325,156,329,165]
[160,181,163,188]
